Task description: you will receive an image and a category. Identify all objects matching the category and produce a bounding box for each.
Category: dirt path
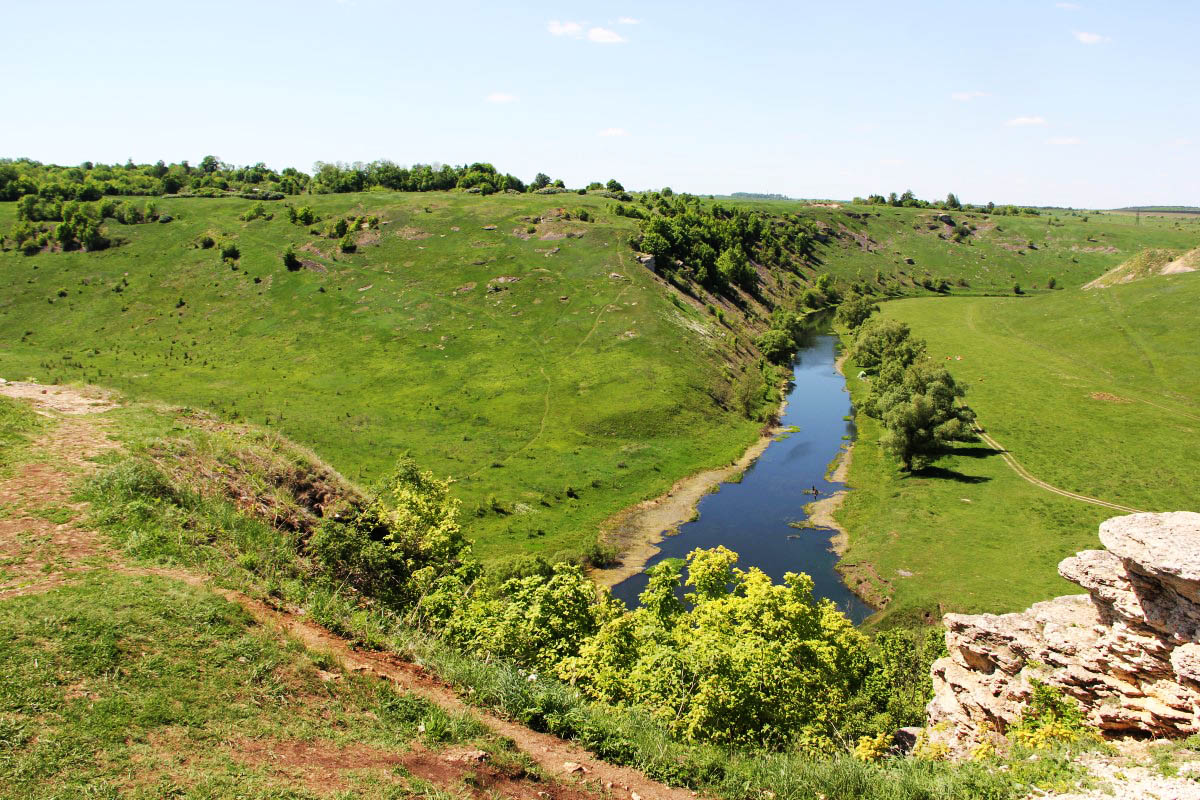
[0,383,700,800]
[974,425,1143,514]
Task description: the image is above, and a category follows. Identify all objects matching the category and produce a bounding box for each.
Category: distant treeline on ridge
[0,157,625,202]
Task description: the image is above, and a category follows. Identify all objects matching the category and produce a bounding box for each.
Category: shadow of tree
[909,465,992,484]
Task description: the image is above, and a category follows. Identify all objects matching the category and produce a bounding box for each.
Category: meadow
[838,270,1200,625]
[0,191,760,565]
[1,189,1194,572]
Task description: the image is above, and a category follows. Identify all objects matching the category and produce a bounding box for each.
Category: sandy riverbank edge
[592,342,860,589]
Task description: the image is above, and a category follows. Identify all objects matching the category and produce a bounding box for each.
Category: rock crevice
[927,511,1200,750]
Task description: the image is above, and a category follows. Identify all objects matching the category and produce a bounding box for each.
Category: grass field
[837,270,1200,626]
[1,191,1193,569]
[791,202,1200,293]
[0,573,534,799]
[0,191,764,565]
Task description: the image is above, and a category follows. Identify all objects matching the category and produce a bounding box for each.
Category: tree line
[842,302,976,471]
[855,189,1042,217]
[0,157,627,202]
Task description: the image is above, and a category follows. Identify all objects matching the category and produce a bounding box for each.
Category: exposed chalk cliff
[927,511,1200,752]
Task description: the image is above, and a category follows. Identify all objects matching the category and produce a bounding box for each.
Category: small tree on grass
[220,242,240,261]
[866,362,975,471]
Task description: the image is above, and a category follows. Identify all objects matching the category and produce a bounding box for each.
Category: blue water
[610,330,873,623]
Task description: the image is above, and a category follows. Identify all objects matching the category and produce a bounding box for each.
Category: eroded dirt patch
[1091,391,1132,403]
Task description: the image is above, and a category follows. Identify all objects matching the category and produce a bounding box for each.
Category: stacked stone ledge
[926,511,1200,753]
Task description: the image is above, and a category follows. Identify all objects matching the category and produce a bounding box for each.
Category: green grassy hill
[838,270,1200,625]
[786,202,1199,292]
[1,190,1193,569]
[0,191,771,565]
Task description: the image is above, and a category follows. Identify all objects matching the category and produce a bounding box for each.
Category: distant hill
[727,192,794,201]
[1112,206,1200,214]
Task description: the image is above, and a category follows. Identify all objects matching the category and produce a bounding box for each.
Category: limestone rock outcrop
[927,511,1200,751]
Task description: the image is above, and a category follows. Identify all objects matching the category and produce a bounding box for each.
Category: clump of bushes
[286,205,319,226]
[239,202,273,222]
[220,242,240,261]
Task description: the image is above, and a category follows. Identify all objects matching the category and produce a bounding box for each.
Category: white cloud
[1074,31,1110,44]
[878,158,907,166]
[598,127,628,137]
[617,16,639,24]
[1006,116,1048,127]
[587,27,625,43]
[1047,136,1082,145]
[1170,137,1193,147]
[547,20,583,37]
[951,90,987,102]
[1056,2,1081,9]
[485,92,517,104]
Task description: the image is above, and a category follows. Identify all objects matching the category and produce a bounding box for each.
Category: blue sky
[2,1,1197,207]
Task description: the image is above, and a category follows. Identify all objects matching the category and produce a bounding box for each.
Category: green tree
[560,547,870,748]
[716,246,755,289]
[849,318,925,375]
[835,295,879,330]
[606,178,624,192]
[866,362,975,470]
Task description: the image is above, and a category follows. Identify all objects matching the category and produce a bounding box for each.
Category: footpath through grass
[837,271,1200,626]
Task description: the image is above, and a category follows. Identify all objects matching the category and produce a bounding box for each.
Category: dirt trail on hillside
[974,425,1143,514]
[0,383,700,800]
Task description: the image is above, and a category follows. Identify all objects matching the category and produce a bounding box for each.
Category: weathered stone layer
[927,512,1200,752]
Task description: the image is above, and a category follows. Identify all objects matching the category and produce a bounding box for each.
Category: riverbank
[591,419,784,588]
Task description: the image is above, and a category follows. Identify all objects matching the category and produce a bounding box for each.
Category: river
[610,328,873,623]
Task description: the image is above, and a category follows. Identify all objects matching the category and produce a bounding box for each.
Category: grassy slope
[839,271,1200,625]
[1,193,1193,571]
[782,202,1199,292]
[0,573,525,799]
[0,192,759,565]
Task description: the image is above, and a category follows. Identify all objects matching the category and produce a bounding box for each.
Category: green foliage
[864,361,976,471]
[219,242,240,261]
[835,295,879,330]
[238,201,273,222]
[561,546,871,748]
[849,318,926,376]
[716,245,755,289]
[286,204,318,225]
[308,457,471,607]
[1008,680,1100,750]
[442,562,620,671]
[0,156,308,201]
[339,233,357,253]
[282,246,301,271]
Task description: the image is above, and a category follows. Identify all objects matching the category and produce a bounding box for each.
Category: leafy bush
[220,242,240,261]
[1008,681,1099,750]
[239,202,273,222]
[560,547,871,748]
[307,458,472,608]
